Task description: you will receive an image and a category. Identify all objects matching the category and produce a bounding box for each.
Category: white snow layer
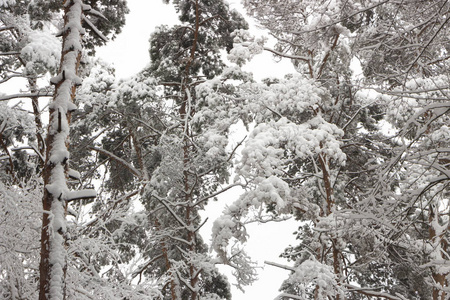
[45,1,86,299]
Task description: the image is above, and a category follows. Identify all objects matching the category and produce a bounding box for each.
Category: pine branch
[264,261,296,271]
[274,293,304,300]
[0,51,20,56]
[346,284,407,300]
[241,42,310,62]
[0,26,15,33]
[131,254,165,280]
[0,91,53,102]
[290,0,390,35]
[82,5,108,20]
[404,3,450,78]
[0,73,37,84]
[82,15,108,42]
[90,147,143,179]
[193,182,246,207]
[80,190,139,235]
[152,192,190,229]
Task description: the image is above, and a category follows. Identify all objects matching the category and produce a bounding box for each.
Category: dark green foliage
[26,0,61,30]
[149,0,248,88]
[201,271,232,300]
[0,0,129,59]
[83,0,129,53]
[0,0,130,180]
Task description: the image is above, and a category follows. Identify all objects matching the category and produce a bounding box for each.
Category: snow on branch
[264,261,296,272]
[289,0,390,35]
[50,69,82,87]
[346,284,407,300]
[193,182,246,207]
[90,146,143,178]
[152,192,190,229]
[67,168,81,180]
[0,73,32,85]
[175,269,197,293]
[272,258,343,299]
[0,26,15,33]
[66,189,97,202]
[131,254,165,281]
[79,190,139,235]
[0,91,53,102]
[82,15,108,42]
[274,293,304,300]
[82,4,108,20]
[0,51,21,56]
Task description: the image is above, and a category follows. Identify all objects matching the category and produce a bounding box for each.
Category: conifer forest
[1,0,450,299]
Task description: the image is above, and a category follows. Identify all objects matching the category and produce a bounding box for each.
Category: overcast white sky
[96,1,298,299]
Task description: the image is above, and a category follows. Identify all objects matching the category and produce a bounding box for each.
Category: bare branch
[405,14,450,78]
[346,284,407,300]
[0,73,35,84]
[264,261,296,272]
[0,51,20,56]
[90,146,143,178]
[193,182,246,207]
[152,192,190,229]
[0,91,53,102]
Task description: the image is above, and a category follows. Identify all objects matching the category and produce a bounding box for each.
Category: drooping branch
[241,42,310,62]
[82,15,108,42]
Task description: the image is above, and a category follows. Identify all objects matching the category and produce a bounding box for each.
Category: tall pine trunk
[429,203,449,300]
[39,1,84,299]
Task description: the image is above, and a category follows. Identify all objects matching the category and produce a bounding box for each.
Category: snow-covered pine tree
[0,0,61,179]
[72,1,248,299]
[39,1,105,298]
[213,0,449,298]
[353,1,450,298]
[1,1,447,299]
[142,2,248,298]
[213,1,372,297]
[1,0,130,299]
[0,0,128,178]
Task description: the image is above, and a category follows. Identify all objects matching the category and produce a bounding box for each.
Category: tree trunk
[184,2,200,299]
[318,153,343,300]
[29,77,45,162]
[429,203,448,300]
[39,1,84,299]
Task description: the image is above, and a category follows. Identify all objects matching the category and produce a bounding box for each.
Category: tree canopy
[0,0,449,299]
